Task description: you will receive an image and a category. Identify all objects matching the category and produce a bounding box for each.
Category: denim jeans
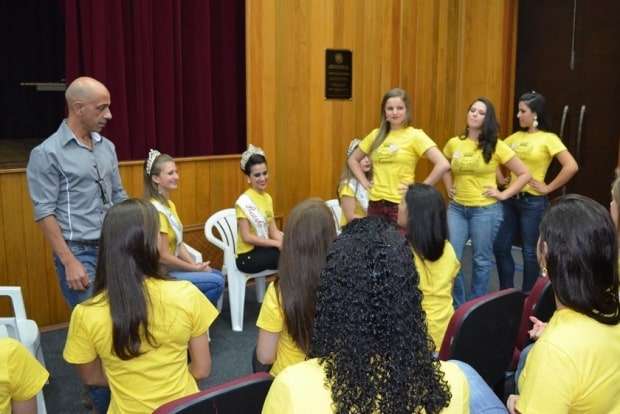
[53,241,111,413]
[450,360,508,413]
[493,195,549,292]
[448,201,503,307]
[170,269,225,306]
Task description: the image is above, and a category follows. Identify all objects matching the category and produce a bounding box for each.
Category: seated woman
[338,138,371,227]
[63,199,218,413]
[398,183,460,349]
[255,198,336,376]
[0,338,48,414]
[507,195,620,414]
[144,150,224,305]
[264,217,506,413]
[236,145,283,273]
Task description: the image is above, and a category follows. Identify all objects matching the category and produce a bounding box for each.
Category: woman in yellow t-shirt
[443,98,531,307]
[338,138,372,227]
[264,217,508,413]
[506,195,620,414]
[397,183,460,349]
[63,199,218,413]
[348,88,450,223]
[255,199,336,376]
[144,150,224,305]
[0,338,48,414]
[494,92,578,293]
[235,145,283,273]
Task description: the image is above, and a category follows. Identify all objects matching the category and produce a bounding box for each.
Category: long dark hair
[404,184,448,262]
[93,199,169,359]
[519,91,551,132]
[463,97,499,163]
[276,198,336,353]
[310,217,451,413]
[539,194,620,324]
[368,88,413,155]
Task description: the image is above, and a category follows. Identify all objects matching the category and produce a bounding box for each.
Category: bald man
[27,77,127,308]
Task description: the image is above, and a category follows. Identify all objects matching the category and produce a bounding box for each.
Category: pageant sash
[151,200,184,253]
[236,194,269,239]
[348,179,369,212]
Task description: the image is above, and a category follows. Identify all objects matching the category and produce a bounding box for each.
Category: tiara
[146,149,161,175]
[240,144,266,171]
[346,138,361,157]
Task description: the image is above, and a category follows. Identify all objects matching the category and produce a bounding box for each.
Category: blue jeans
[450,360,508,413]
[493,195,548,292]
[170,269,225,306]
[53,241,111,414]
[448,201,503,307]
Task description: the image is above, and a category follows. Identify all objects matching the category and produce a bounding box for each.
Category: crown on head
[240,144,266,171]
[146,149,161,175]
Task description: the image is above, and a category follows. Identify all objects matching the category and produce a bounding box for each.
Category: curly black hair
[309,216,451,413]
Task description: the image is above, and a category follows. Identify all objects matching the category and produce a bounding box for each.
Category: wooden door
[515,0,620,205]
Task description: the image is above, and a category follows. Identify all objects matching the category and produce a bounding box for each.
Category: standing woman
[255,199,336,376]
[236,145,283,273]
[397,183,460,349]
[64,199,217,413]
[338,138,371,226]
[348,88,450,223]
[443,97,530,307]
[494,92,578,292]
[144,150,224,306]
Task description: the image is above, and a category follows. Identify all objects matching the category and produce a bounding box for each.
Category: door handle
[559,105,569,139]
[576,105,586,163]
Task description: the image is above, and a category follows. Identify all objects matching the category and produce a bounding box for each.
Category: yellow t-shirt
[262,358,469,414]
[152,198,182,254]
[0,338,48,414]
[517,308,620,414]
[358,127,437,203]
[505,131,567,195]
[414,241,460,349]
[63,278,219,414]
[443,137,515,206]
[236,188,275,255]
[256,282,306,376]
[338,180,367,226]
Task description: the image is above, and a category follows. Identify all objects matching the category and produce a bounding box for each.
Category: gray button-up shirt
[26,120,128,241]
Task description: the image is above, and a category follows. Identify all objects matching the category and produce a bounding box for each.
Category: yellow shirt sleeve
[2,338,49,402]
[257,283,284,333]
[188,284,219,337]
[517,339,574,413]
[262,371,295,414]
[494,140,516,164]
[443,137,456,159]
[412,129,437,156]
[545,133,567,157]
[358,128,379,154]
[63,304,98,364]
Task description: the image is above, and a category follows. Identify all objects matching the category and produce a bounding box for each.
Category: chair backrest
[0,286,29,342]
[154,372,273,414]
[324,199,342,233]
[204,208,238,265]
[439,288,525,388]
[515,277,556,351]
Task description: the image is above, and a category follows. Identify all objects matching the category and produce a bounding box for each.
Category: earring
[533,116,539,129]
[541,266,548,278]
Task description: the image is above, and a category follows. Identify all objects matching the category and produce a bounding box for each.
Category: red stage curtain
[65,0,246,160]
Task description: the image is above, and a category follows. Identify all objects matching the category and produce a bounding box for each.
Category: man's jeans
[448,201,503,307]
[494,195,549,292]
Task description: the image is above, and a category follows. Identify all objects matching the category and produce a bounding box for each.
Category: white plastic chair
[204,209,276,332]
[0,286,47,413]
[325,199,342,234]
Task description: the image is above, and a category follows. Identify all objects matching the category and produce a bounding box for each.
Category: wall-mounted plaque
[325,49,352,100]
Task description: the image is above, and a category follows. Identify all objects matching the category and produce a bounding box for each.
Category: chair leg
[228,270,248,332]
[36,390,47,414]
[255,277,266,303]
